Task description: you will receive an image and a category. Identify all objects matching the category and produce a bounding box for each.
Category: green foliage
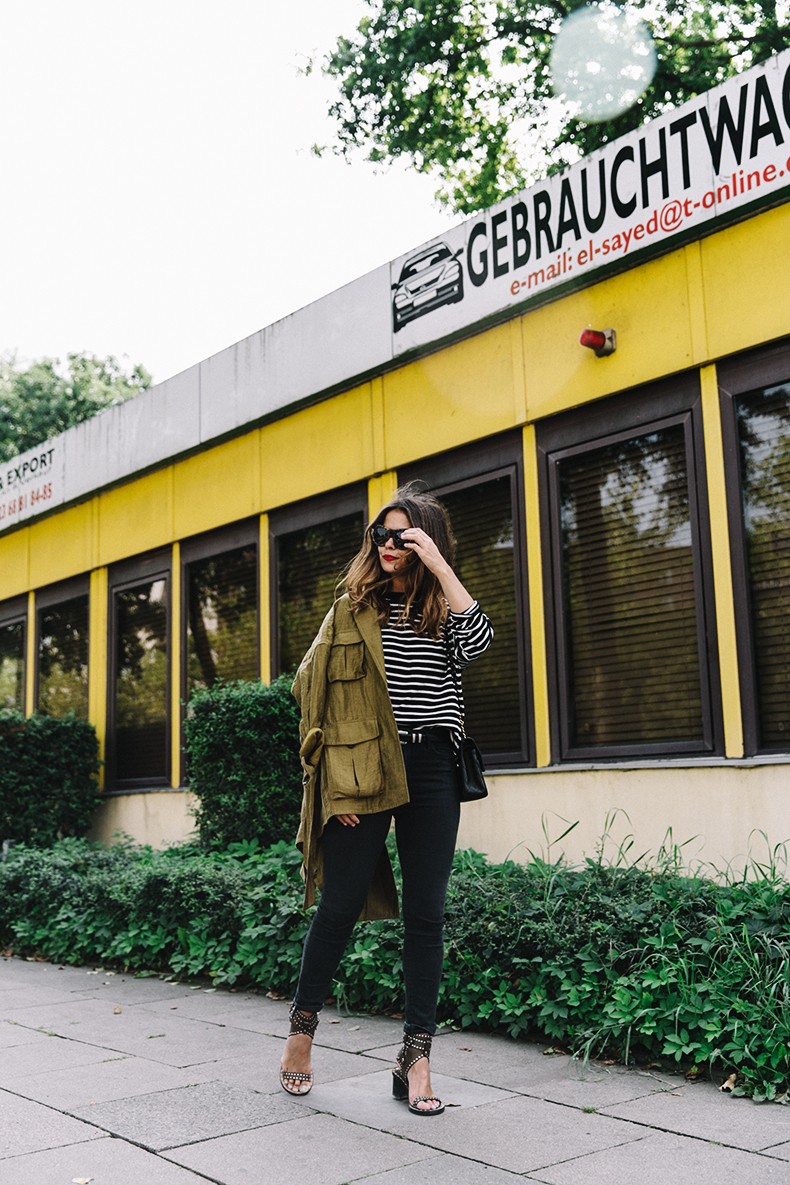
[183,675,303,849]
[1,837,788,1102]
[0,711,100,845]
[317,0,789,212]
[0,352,151,463]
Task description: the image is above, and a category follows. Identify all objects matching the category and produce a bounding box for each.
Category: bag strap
[445,621,467,738]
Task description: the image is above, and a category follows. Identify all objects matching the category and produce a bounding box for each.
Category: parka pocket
[322,718,384,798]
[327,632,366,682]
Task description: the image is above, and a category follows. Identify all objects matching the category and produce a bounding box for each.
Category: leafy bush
[1,837,788,1102]
[183,675,302,848]
[0,711,100,846]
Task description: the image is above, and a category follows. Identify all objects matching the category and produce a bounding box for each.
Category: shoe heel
[392,1071,408,1100]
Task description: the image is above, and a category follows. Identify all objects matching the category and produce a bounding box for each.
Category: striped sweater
[379,595,493,735]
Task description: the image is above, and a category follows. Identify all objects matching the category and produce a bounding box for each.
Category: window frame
[537,371,723,762]
[106,549,172,791]
[400,430,533,767]
[34,575,90,718]
[268,483,368,678]
[719,336,790,756]
[0,594,27,713]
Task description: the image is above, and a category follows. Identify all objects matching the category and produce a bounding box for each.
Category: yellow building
[2,52,789,870]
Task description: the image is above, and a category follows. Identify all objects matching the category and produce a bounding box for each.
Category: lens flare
[549,2,657,123]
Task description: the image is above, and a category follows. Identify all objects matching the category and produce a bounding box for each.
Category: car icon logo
[392,241,465,332]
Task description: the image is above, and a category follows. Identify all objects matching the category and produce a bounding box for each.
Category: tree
[0,353,151,464]
[317,0,788,213]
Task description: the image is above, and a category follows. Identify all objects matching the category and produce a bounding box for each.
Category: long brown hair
[344,482,456,637]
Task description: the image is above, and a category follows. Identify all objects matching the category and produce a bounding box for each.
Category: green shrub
[1,837,788,1102]
[0,711,100,846]
[183,675,302,848]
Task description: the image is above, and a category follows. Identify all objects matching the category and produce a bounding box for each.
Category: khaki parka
[292,594,409,919]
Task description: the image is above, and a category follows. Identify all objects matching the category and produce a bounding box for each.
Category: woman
[279,483,493,1115]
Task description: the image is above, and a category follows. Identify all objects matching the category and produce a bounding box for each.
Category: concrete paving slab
[523,1129,788,1184]
[362,1152,534,1184]
[11,1053,211,1108]
[280,1065,517,1130]
[0,1035,119,1082]
[520,1063,678,1110]
[2,996,276,1067]
[603,1082,790,1151]
[0,1135,214,1185]
[143,988,286,1033]
[372,1093,648,1175]
[310,1007,406,1052]
[375,1031,678,1107]
[163,1110,435,1185]
[0,1020,54,1051]
[0,983,97,1009]
[0,1090,103,1159]
[1,957,92,987]
[73,1080,301,1151]
[189,1037,390,1093]
[79,972,200,1005]
[763,1140,790,1161]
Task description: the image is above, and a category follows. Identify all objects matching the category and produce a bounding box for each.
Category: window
[539,374,721,761]
[182,524,259,703]
[721,340,790,754]
[270,486,367,675]
[108,552,170,787]
[401,432,531,765]
[0,598,26,712]
[36,580,89,719]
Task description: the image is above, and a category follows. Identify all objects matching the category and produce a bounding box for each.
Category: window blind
[559,426,704,749]
[186,544,258,698]
[277,511,365,673]
[113,578,168,781]
[736,382,790,748]
[441,474,522,757]
[37,594,89,719]
[0,621,25,711]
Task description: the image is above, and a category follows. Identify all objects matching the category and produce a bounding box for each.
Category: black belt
[398,726,455,746]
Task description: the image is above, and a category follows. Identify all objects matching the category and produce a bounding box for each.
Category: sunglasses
[370,524,411,549]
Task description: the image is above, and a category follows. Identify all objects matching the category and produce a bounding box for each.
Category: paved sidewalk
[1,955,788,1185]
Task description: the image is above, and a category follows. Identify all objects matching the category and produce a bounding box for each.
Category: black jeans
[293,732,460,1034]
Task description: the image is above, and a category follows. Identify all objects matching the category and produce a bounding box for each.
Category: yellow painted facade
[2,202,789,864]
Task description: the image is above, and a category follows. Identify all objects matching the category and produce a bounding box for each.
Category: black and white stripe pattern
[380,596,493,735]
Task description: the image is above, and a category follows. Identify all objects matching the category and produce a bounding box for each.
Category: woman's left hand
[401,527,474,613]
[401,528,448,578]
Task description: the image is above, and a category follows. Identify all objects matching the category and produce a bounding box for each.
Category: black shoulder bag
[447,633,488,803]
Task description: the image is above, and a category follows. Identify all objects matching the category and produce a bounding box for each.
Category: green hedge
[1,837,788,1101]
[0,711,100,846]
[183,675,303,848]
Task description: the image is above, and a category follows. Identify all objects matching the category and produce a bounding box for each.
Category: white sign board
[0,441,62,531]
[390,49,790,353]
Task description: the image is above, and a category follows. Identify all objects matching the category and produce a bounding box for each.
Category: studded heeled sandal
[392,1031,445,1116]
[279,1004,319,1096]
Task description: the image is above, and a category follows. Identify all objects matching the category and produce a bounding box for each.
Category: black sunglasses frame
[370,524,411,549]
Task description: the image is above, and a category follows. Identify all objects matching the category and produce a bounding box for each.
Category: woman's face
[376,509,413,589]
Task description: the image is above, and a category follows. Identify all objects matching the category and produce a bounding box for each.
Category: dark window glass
[186,544,258,698]
[736,381,790,748]
[277,511,364,673]
[37,594,89,719]
[113,577,168,782]
[440,475,523,757]
[0,620,25,710]
[558,424,704,749]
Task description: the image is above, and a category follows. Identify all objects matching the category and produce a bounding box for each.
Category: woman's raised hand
[402,528,474,613]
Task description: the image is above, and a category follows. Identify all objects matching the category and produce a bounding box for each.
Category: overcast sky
[1,1,457,383]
